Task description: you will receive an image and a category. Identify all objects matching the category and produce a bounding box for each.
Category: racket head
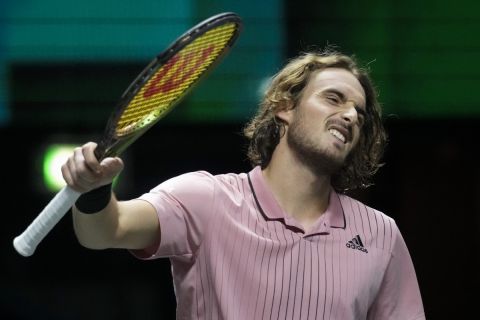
[96,12,242,159]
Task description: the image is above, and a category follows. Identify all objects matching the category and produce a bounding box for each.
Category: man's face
[280,68,367,174]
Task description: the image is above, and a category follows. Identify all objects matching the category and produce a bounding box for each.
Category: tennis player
[63,49,425,320]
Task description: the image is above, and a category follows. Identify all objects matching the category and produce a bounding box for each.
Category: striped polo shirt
[135,166,425,320]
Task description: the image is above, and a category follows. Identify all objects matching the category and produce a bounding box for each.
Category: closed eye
[325,93,342,105]
[355,107,367,126]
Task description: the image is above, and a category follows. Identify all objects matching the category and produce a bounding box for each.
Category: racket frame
[96,12,242,160]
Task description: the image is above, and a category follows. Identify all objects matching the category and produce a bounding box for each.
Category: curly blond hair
[243,49,387,192]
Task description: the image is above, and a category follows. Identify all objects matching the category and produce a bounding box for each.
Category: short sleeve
[131,171,216,260]
[368,222,426,320]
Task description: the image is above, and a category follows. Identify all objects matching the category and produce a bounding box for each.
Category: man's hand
[61,142,124,193]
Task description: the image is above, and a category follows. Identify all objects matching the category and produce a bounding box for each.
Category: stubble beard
[286,118,346,177]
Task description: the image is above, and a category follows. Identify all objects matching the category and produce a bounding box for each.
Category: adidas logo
[346,235,368,253]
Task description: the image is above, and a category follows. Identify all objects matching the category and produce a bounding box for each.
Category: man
[63,50,425,319]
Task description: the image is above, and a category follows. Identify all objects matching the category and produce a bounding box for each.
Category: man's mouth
[328,128,346,143]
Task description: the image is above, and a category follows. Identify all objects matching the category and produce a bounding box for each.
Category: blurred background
[1,0,478,319]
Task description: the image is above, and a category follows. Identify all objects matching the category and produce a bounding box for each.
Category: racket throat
[97,128,149,160]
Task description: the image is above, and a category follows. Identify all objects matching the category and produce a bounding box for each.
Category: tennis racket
[13,12,242,257]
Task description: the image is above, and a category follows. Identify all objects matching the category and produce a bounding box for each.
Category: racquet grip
[13,186,81,257]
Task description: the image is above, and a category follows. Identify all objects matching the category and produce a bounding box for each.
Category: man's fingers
[82,142,102,174]
[100,157,124,176]
[61,142,123,193]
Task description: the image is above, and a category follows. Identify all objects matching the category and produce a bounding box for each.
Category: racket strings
[115,23,238,136]
[124,26,234,119]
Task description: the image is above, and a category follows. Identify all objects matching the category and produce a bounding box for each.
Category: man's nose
[341,102,358,123]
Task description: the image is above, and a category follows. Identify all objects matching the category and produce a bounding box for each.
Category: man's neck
[262,147,332,230]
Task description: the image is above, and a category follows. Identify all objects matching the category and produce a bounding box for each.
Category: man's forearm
[72,194,121,250]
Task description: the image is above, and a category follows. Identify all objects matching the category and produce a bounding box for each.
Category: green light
[42,144,77,192]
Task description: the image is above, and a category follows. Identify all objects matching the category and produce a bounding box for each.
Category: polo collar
[247,166,346,234]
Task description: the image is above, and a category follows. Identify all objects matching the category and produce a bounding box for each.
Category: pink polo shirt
[135,166,425,320]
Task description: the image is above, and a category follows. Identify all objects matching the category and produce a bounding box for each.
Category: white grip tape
[13,186,81,257]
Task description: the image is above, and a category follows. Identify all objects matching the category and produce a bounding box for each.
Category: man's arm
[367,222,425,320]
[62,141,160,251]
[72,197,159,250]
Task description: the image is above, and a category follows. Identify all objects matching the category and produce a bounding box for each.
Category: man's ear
[275,101,295,125]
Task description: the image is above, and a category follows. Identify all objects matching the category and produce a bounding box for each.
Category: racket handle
[13,186,81,257]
